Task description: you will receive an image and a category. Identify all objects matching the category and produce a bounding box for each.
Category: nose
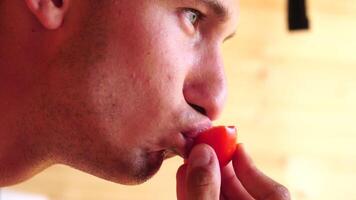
[183,46,227,121]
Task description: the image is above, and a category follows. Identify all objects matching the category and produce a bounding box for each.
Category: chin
[125,150,166,185]
[76,149,166,186]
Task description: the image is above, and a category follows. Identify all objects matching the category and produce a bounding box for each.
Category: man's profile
[0,0,290,199]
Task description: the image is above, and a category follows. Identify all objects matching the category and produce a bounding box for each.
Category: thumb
[186,144,221,200]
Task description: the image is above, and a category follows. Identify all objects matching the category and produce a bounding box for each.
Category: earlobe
[25,0,69,30]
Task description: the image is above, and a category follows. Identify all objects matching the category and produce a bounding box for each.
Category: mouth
[182,120,212,139]
[135,120,212,181]
[161,120,213,159]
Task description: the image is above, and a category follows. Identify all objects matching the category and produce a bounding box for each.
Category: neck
[0,135,50,186]
[0,79,56,185]
[0,53,55,185]
[0,40,53,188]
[0,1,60,187]
[0,113,53,186]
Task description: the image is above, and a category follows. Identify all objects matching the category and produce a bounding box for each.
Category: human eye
[183,8,205,27]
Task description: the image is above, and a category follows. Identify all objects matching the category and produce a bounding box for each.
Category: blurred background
[3,0,356,199]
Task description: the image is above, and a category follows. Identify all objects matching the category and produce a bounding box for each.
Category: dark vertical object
[288,0,309,30]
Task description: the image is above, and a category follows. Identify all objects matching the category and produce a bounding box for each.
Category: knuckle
[263,184,291,200]
[189,166,216,188]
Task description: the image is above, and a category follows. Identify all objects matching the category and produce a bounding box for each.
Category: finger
[186,144,221,200]
[177,164,188,200]
[220,163,254,200]
[233,144,290,200]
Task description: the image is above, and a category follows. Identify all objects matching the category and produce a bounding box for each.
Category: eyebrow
[195,0,229,21]
[193,0,237,41]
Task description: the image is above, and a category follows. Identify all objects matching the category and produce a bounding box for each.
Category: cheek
[107,8,192,106]
[68,2,197,143]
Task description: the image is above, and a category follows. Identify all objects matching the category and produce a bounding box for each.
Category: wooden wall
[8,0,356,199]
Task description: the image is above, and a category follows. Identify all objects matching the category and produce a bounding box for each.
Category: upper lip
[181,119,213,139]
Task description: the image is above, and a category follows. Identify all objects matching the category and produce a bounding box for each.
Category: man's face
[41,0,237,184]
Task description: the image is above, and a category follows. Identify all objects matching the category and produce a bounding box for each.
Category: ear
[25,0,69,30]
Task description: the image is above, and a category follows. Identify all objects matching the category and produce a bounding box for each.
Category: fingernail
[189,144,212,168]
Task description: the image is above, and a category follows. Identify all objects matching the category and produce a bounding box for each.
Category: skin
[0,0,290,199]
[177,144,291,200]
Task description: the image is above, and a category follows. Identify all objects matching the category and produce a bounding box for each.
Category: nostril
[189,103,207,116]
[52,0,63,7]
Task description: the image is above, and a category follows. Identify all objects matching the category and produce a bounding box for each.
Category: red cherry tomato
[193,126,237,167]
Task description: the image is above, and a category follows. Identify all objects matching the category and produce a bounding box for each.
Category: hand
[176,144,290,200]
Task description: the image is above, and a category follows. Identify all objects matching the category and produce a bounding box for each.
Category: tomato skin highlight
[193,126,237,167]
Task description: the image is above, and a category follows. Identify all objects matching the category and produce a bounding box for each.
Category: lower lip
[183,137,194,158]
